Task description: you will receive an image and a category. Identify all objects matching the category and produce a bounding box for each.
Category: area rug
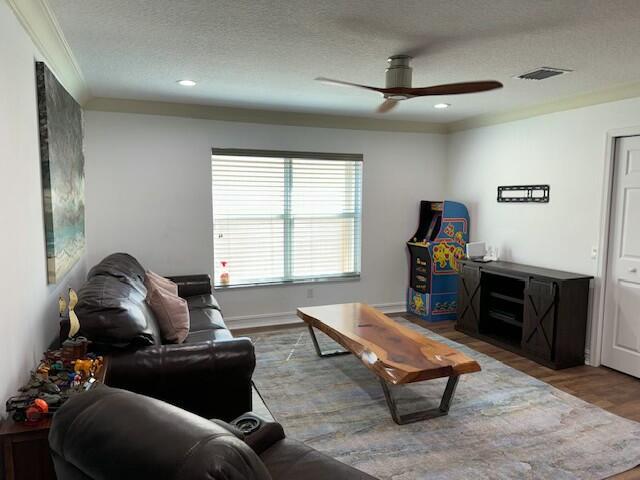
[249,319,640,480]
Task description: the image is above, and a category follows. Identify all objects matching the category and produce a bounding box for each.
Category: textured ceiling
[48,0,640,123]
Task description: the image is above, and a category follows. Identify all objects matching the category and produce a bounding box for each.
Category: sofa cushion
[88,253,146,291]
[75,274,161,348]
[186,294,221,311]
[146,284,190,344]
[145,270,178,296]
[184,328,233,343]
[189,307,227,331]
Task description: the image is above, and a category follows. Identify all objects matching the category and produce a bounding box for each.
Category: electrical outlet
[591,247,598,260]
[306,288,314,299]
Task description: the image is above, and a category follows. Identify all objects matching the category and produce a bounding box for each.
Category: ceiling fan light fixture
[177,79,197,87]
[315,56,501,114]
[386,94,410,101]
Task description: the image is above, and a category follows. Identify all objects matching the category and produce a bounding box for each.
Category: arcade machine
[406,200,469,321]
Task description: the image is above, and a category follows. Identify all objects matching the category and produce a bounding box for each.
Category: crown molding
[84,97,449,134]
[86,82,640,136]
[448,81,640,133]
[12,0,636,135]
[7,0,90,104]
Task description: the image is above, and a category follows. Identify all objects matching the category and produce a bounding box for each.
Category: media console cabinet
[456,260,592,369]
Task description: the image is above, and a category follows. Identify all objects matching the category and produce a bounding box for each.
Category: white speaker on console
[466,242,486,260]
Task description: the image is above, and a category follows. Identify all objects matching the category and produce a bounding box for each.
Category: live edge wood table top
[296,303,481,384]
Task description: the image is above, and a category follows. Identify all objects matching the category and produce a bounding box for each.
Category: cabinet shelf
[488,291,524,304]
[487,309,522,327]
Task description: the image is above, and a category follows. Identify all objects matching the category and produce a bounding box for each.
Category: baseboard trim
[584,347,592,366]
[228,308,594,366]
[226,302,406,331]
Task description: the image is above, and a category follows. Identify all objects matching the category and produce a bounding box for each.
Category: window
[212,149,362,287]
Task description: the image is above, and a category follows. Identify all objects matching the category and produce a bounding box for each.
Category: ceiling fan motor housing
[385,55,412,99]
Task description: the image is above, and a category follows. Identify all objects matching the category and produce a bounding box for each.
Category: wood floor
[238,316,640,479]
[405,316,640,480]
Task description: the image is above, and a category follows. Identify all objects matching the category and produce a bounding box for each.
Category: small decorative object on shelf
[61,336,89,362]
[59,287,90,361]
[68,287,81,337]
[25,398,49,424]
[219,260,230,285]
[60,287,81,337]
[485,245,500,261]
[73,357,103,378]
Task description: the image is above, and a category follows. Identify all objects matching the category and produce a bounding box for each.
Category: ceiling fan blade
[315,77,383,93]
[404,81,503,97]
[377,98,399,113]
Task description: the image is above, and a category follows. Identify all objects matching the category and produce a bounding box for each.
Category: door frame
[590,126,640,366]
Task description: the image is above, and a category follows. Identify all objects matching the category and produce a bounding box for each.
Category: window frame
[211,148,363,289]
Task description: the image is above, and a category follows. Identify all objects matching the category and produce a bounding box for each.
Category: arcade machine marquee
[407,200,469,321]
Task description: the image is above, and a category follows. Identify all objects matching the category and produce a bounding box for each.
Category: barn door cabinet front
[457,263,481,334]
[522,279,558,362]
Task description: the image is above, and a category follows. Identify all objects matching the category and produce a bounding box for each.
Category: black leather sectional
[55,253,377,479]
[66,252,254,420]
[49,385,377,479]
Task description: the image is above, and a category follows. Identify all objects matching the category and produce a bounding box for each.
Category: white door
[602,136,640,377]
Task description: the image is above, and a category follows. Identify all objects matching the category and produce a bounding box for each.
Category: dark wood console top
[458,259,593,282]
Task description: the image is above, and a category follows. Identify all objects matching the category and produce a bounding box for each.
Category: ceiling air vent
[515,67,572,81]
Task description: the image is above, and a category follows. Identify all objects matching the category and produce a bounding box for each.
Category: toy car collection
[5,349,103,424]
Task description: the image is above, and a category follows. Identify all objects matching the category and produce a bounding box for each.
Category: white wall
[0,2,87,414]
[83,111,448,324]
[448,98,640,274]
[447,97,640,357]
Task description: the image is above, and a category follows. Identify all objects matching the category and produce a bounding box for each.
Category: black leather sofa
[64,253,254,421]
[49,384,377,479]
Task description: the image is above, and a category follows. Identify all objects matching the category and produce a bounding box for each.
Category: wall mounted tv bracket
[497,185,550,203]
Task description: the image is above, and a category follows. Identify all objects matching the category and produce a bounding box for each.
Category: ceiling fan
[316,55,503,113]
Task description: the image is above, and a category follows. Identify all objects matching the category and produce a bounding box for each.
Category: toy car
[6,395,33,422]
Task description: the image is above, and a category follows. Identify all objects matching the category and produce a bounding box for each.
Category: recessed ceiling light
[177,79,197,87]
[434,103,450,109]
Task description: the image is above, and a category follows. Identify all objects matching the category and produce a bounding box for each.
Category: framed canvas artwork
[36,61,85,284]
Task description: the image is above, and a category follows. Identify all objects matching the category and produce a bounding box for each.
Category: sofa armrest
[49,385,272,480]
[166,274,212,297]
[105,338,255,421]
[239,415,286,455]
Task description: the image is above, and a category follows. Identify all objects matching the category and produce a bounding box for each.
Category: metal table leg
[380,375,460,425]
[307,325,350,358]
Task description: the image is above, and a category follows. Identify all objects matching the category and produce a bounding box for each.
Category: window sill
[213,275,360,291]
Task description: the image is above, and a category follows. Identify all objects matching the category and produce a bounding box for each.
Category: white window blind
[212,149,362,287]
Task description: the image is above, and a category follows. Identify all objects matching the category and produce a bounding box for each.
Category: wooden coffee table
[297,303,481,425]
